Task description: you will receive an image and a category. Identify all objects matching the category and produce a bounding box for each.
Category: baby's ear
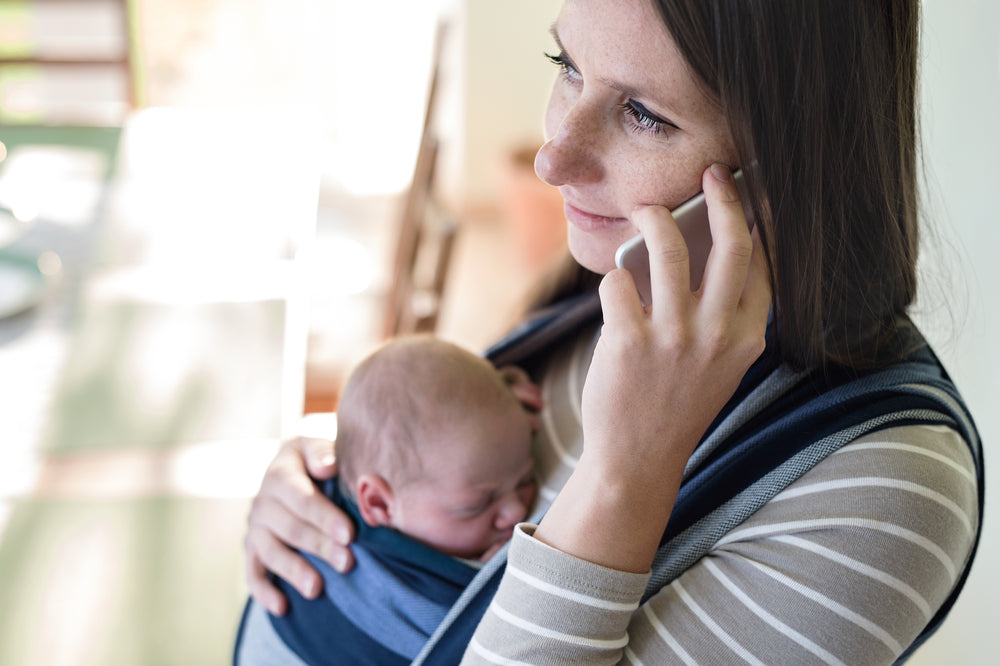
[355,474,396,527]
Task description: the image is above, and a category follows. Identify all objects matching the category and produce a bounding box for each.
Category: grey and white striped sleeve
[463,423,979,665]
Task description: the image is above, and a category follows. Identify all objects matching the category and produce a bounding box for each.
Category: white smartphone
[614,168,752,306]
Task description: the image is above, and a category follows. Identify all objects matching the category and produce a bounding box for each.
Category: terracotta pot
[500,144,566,270]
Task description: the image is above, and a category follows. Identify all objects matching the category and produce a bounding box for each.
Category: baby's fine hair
[335,335,521,490]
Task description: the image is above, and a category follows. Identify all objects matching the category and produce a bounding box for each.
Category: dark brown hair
[658,0,922,370]
[535,1,923,371]
[656,0,919,368]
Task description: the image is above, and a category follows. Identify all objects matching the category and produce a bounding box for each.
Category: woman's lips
[563,202,628,232]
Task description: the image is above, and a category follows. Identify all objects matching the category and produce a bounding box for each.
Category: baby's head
[336,335,536,560]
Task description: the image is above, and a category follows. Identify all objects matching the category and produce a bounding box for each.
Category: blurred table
[0,106,320,665]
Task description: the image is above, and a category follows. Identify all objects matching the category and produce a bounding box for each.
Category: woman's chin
[567,230,619,275]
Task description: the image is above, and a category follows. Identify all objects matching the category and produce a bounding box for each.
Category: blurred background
[0,0,995,664]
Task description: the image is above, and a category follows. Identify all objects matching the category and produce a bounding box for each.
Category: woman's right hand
[244,436,356,616]
[535,164,771,573]
[582,164,770,486]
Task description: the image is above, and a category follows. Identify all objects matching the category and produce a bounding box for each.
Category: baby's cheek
[454,515,495,547]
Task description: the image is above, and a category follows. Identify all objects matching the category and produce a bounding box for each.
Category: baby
[244,336,538,663]
[236,336,536,666]
[241,335,538,664]
[335,334,538,561]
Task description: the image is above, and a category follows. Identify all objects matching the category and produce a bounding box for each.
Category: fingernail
[333,552,349,573]
[320,453,335,467]
[334,525,351,545]
[301,575,318,598]
[711,163,731,182]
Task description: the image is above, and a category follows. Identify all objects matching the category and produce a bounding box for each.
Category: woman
[239,0,983,663]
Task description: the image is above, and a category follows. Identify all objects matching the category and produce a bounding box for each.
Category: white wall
[907,1,999,663]
[456,0,562,208]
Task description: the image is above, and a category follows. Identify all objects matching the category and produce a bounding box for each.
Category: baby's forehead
[419,418,532,470]
[424,374,524,423]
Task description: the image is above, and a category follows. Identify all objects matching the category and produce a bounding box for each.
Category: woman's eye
[544,50,676,136]
[545,51,581,83]
[621,100,677,135]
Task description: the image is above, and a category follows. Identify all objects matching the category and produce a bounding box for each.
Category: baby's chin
[472,528,518,562]
[437,541,495,562]
[476,538,509,562]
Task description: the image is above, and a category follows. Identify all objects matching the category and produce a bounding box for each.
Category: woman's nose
[534,103,603,187]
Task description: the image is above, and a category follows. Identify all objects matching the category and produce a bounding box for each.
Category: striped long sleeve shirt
[464,325,980,665]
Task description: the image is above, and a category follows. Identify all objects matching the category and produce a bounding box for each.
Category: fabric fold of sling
[247,482,478,665]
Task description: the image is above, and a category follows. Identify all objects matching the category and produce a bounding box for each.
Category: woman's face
[536,0,738,274]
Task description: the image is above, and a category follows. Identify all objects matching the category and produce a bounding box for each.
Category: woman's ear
[355,474,396,527]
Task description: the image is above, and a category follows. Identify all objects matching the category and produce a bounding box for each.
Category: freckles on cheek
[624,133,738,209]
[623,158,699,209]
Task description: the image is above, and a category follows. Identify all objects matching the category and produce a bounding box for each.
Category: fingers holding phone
[584,165,769,512]
[614,166,753,305]
[700,164,766,317]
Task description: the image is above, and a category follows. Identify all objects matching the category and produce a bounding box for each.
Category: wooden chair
[382,18,457,338]
[303,18,457,414]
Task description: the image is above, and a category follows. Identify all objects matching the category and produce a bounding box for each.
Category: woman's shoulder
[721,422,978,563]
[775,423,976,508]
[633,423,979,665]
[826,422,975,480]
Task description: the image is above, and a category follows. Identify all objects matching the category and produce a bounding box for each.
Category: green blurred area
[0,2,31,59]
[0,497,249,666]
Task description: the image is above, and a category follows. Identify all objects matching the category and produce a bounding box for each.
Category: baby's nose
[495,493,529,529]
